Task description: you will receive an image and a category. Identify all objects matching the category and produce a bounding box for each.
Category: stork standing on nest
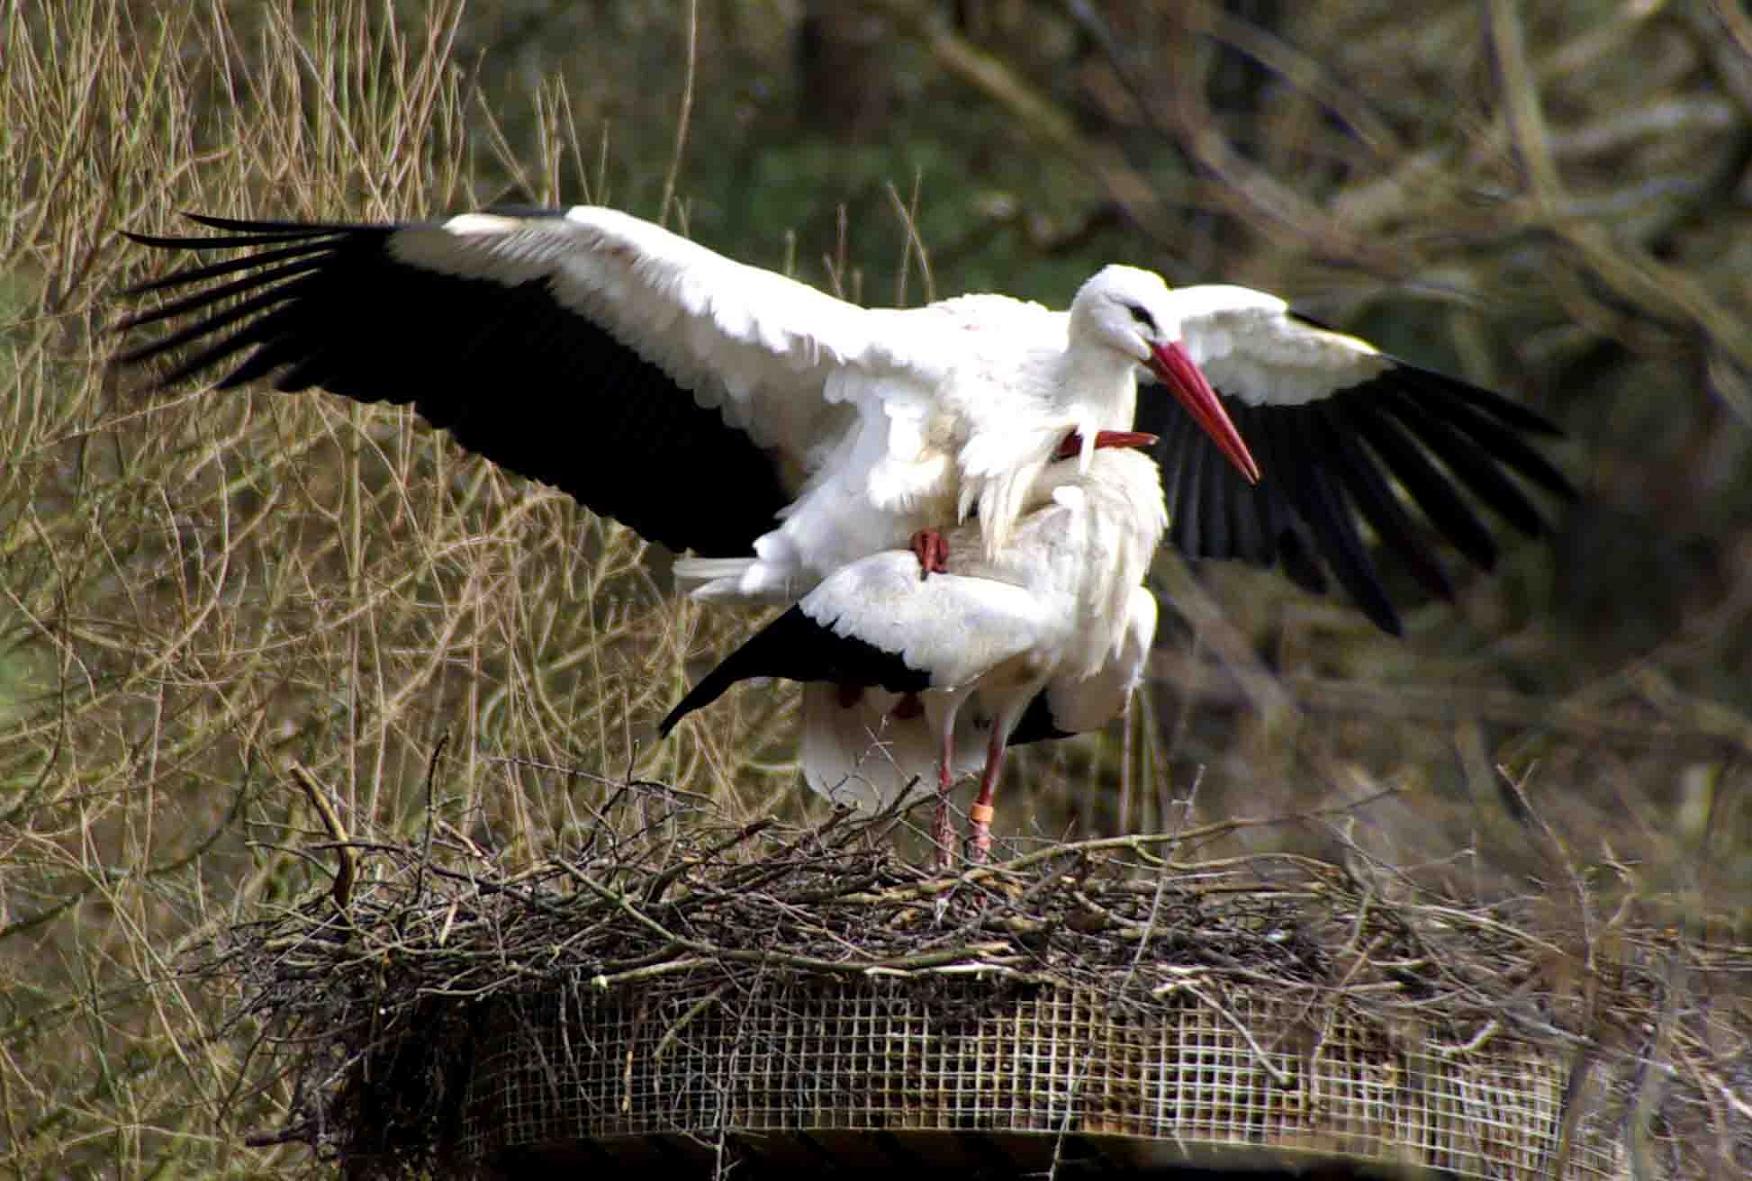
[116,205,1571,639]
[660,442,1168,866]
[116,207,1574,861]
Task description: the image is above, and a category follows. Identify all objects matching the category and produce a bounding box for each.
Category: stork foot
[909,529,949,579]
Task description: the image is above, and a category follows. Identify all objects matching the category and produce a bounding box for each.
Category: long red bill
[1148,341,1262,485]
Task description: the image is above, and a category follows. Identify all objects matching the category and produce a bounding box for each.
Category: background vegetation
[1,0,1746,1173]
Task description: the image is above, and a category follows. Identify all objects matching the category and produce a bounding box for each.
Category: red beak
[1148,341,1261,485]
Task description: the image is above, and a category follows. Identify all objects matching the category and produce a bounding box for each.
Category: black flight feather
[660,606,930,736]
[115,216,793,557]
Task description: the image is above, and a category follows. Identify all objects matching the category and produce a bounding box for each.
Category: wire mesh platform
[231,799,1743,1177]
[456,974,1624,1178]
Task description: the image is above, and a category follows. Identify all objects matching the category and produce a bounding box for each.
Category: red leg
[909,528,949,579]
[931,725,957,871]
[967,724,1008,865]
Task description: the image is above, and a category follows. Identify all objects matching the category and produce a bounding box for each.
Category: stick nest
[209,779,1750,1177]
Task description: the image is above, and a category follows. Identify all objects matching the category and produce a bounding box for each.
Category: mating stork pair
[118,206,1572,865]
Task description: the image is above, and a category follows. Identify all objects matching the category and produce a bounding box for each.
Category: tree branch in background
[868,0,1184,249]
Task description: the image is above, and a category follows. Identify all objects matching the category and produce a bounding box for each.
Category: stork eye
[1125,303,1158,332]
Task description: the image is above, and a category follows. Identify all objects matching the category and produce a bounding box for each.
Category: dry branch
[208,783,1750,1177]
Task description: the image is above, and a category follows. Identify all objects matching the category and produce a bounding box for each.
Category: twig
[289,763,356,915]
[657,0,698,228]
[415,731,449,904]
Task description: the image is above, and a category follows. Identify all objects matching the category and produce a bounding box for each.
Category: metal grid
[459,975,1625,1178]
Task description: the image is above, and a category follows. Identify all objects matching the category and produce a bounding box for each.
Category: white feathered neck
[952,446,1166,680]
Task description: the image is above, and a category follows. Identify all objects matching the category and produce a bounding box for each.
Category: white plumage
[119,203,1572,863]
[1164,285,1391,406]
[389,211,1233,602]
[661,447,1168,864]
[120,204,1568,638]
[119,208,1259,612]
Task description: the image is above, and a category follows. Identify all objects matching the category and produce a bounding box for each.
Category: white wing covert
[1142,285,1574,635]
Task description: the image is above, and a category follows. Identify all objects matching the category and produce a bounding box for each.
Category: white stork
[115,208,1261,608]
[115,207,1573,638]
[660,443,1168,865]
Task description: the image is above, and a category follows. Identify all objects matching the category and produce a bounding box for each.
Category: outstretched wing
[116,207,927,557]
[1141,285,1574,634]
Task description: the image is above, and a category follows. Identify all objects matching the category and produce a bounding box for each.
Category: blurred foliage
[1,0,1748,1172]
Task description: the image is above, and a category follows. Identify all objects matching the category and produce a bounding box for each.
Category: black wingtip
[1310,402,1458,606]
[658,661,740,738]
[1364,599,1404,637]
[657,606,809,739]
[656,703,687,739]
[659,604,932,736]
[1394,360,1567,438]
[120,228,206,250]
[1006,690,1074,747]
[180,212,340,233]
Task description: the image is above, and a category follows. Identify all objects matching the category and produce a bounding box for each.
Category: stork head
[1071,266,1261,485]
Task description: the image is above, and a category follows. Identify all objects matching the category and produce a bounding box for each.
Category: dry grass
[0,2,786,1171]
[2,0,1748,1175]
